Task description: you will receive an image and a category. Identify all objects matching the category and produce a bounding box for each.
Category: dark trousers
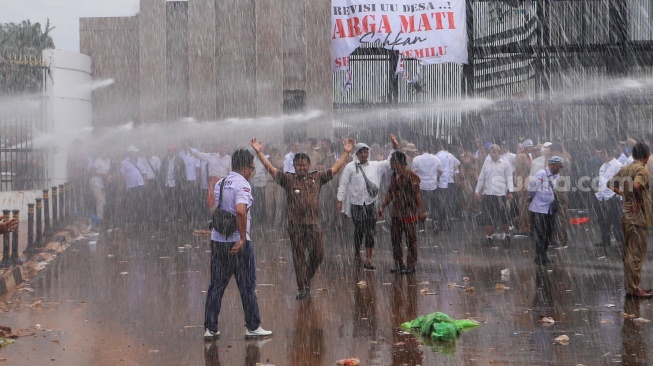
[597,196,623,245]
[435,188,452,229]
[251,186,266,225]
[181,182,201,222]
[163,186,181,221]
[288,223,324,291]
[531,212,555,264]
[204,240,261,333]
[351,203,376,251]
[391,217,418,269]
[124,186,145,226]
[145,180,160,222]
[421,189,438,219]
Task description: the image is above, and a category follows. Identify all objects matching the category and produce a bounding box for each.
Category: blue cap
[484,142,492,150]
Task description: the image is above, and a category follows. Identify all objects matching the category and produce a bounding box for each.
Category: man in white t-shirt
[434,139,461,231]
[411,144,442,232]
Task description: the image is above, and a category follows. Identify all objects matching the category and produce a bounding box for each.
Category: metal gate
[333,0,653,147]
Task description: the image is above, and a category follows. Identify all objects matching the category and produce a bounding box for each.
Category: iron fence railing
[0,116,48,192]
[333,0,653,145]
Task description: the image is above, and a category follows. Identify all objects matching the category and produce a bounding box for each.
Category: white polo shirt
[211,171,252,242]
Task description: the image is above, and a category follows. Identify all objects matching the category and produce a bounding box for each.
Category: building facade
[80,0,333,141]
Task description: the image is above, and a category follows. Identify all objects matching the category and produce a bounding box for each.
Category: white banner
[331,0,468,72]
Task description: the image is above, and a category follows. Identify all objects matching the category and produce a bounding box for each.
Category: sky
[0,0,141,52]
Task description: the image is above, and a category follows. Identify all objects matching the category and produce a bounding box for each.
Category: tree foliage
[0,19,55,95]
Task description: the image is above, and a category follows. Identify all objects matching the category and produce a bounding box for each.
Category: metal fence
[0,115,48,191]
[0,55,49,192]
[334,0,653,146]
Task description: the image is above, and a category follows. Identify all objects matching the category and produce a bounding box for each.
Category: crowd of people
[63,132,653,339]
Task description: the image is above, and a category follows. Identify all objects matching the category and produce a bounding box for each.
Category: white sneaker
[204,328,220,340]
[245,326,272,338]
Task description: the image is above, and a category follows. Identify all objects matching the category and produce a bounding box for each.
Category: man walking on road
[251,137,355,300]
[411,144,442,233]
[609,142,653,298]
[377,151,426,274]
[337,134,400,270]
[475,144,514,245]
[204,149,272,340]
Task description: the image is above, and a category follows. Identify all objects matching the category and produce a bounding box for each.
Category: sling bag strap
[217,178,227,209]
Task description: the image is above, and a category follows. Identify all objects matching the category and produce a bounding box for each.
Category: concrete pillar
[139,0,167,123]
[282,0,306,91]
[188,0,217,121]
[166,2,189,121]
[255,0,284,142]
[304,0,333,138]
[216,0,257,118]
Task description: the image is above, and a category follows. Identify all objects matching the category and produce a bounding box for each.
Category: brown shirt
[387,169,421,218]
[610,161,652,228]
[275,170,334,225]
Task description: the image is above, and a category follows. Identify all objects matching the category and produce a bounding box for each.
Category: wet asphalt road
[1,217,653,366]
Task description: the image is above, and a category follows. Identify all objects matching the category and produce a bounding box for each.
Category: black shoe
[390,264,405,273]
[363,263,376,271]
[401,268,415,275]
[295,289,310,300]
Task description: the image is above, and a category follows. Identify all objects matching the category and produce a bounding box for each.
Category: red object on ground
[570,217,590,225]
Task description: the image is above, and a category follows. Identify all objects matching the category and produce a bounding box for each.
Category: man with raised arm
[337,134,400,270]
[251,137,355,300]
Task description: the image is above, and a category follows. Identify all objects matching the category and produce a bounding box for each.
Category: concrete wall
[188,0,217,121]
[79,0,333,140]
[166,2,189,122]
[42,49,93,186]
[139,0,167,124]
[80,16,140,127]
[215,0,257,118]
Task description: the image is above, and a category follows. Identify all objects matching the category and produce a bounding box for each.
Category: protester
[120,145,146,226]
[204,149,273,339]
[377,151,426,274]
[179,142,202,223]
[410,144,442,232]
[609,142,653,298]
[475,144,514,245]
[251,137,354,299]
[514,141,532,234]
[594,143,623,247]
[337,134,400,270]
[528,156,564,268]
[159,145,185,222]
[434,139,460,231]
[89,152,111,231]
[191,143,231,208]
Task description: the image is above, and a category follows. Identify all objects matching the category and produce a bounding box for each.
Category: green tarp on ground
[401,311,479,342]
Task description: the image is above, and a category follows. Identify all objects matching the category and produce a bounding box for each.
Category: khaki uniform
[610,161,652,293]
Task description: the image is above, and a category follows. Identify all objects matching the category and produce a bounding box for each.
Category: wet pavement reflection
[1,220,653,365]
